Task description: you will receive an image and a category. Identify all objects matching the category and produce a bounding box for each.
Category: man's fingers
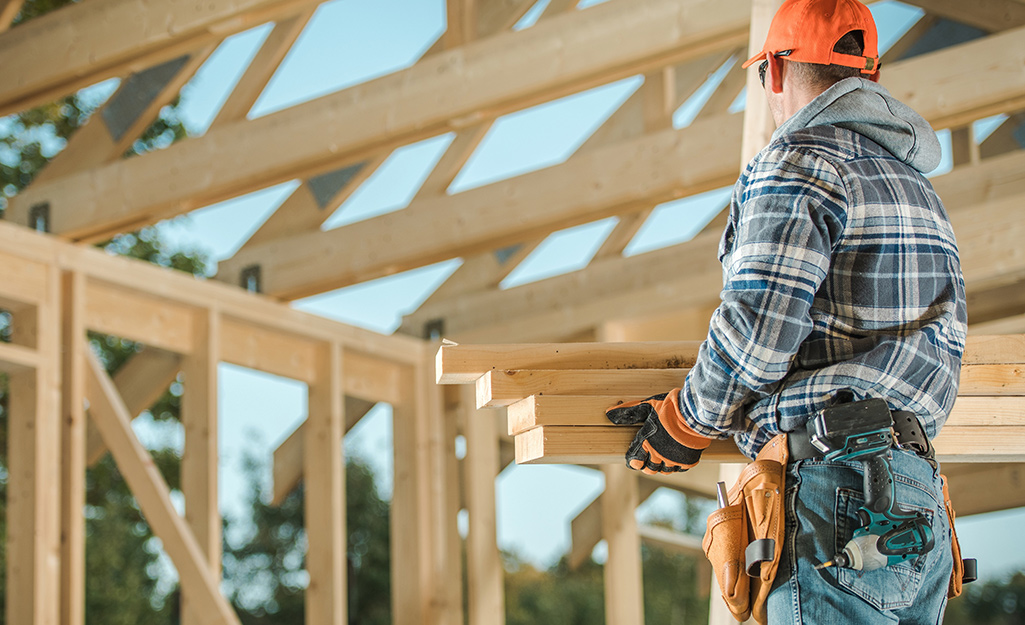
[606,402,654,425]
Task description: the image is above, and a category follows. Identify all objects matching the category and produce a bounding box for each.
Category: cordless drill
[807,399,935,571]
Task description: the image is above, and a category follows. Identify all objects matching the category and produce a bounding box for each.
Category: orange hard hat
[741,0,880,76]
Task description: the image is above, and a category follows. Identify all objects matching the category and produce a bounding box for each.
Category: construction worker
[606,0,965,622]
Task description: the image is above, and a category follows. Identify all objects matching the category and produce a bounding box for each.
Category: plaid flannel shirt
[680,124,968,459]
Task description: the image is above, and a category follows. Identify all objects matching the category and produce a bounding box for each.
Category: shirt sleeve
[680,146,849,439]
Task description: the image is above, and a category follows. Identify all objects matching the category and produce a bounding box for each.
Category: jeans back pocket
[833,487,933,610]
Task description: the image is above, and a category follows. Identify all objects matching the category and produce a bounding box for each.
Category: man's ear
[768,54,785,94]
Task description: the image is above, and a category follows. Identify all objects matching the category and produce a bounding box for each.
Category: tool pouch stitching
[702,434,788,625]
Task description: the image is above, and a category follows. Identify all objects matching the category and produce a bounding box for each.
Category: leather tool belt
[702,434,788,625]
[702,411,974,624]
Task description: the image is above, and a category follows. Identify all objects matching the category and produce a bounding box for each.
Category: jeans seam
[788,464,802,624]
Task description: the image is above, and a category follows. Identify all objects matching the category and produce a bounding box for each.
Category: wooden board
[477,368,690,408]
[437,340,701,384]
[514,423,1025,465]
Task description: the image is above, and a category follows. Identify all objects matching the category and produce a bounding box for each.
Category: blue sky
[79,0,1025,578]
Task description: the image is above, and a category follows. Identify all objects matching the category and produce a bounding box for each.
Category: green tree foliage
[223,453,393,625]
[505,554,605,624]
[945,571,1025,625]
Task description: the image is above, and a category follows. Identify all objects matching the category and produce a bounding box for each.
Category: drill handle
[862,454,894,515]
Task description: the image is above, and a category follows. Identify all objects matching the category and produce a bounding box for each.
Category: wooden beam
[943,463,1025,516]
[602,464,644,624]
[210,9,315,127]
[638,524,704,557]
[514,420,1025,465]
[592,209,652,259]
[880,14,939,64]
[891,25,1025,131]
[569,480,659,570]
[576,48,735,155]
[84,350,241,625]
[476,0,534,36]
[304,343,347,625]
[418,145,1025,343]
[270,396,377,506]
[0,0,23,33]
[515,426,744,464]
[694,58,746,121]
[415,123,492,199]
[403,46,722,326]
[481,363,1022,409]
[0,0,317,116]
[5,267,61,625]
[60,272,87,625]
[9,0,752,241]
[34,48,216,186]
[219,317,319,382]
[950,125,981,167]
[0,223,426,366]
[537,0,578,20]
[411,227,725,344]
[237,154,388,251]
[86,347,181,466]
[954,192,1025,293]
[462,386,505,625]
[901,0,1025,33]
[181,310,221,625]
[568,465,719,570]
[218,117,742,299]
[445,0,478,48]
[478,368,690,408]
[0,340,41,372]
[979,112,1025,159]
[0,249,51,306]
[971,312,1025,335]
[391,356,463,624]
[437,341,699,384]
[84,279,196,354]
[740,0,783,166]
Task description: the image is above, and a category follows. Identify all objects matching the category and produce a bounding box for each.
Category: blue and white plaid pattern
[680,125,968,459]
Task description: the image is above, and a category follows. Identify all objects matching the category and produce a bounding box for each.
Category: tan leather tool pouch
[941,474,966,599]
[702,434,789,625]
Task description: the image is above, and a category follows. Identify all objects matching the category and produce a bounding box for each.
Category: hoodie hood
[771,77,941,174]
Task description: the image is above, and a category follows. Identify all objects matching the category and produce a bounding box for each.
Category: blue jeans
[766,449,953,624]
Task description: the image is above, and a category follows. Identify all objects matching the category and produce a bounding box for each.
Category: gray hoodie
[771,76,942,174]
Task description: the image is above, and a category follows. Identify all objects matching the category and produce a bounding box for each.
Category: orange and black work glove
[606,388,712,474]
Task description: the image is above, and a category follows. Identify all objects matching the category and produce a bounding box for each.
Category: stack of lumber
[436,336,1025,465]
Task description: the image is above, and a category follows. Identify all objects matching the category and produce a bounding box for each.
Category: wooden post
[5,268,62,625]
[392,352,463,625]
[182,309,222,625]
[950,125,981,167]
[391,365,425,625]
[304,343,347,625]
[85,350,241,625]
[602,464,645,625]
[463,386,504,625]
[740,0,783,167]
[421,347,463,625]
[61,271,87,625]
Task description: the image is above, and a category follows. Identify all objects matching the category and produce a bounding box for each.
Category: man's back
[712,77,968,454]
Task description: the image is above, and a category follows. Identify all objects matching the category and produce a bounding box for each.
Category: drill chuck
[832,534,888,572]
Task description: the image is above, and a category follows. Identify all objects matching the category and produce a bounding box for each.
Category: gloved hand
[606,388,712,474]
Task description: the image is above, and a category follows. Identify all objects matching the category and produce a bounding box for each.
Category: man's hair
[788,31,866,90]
